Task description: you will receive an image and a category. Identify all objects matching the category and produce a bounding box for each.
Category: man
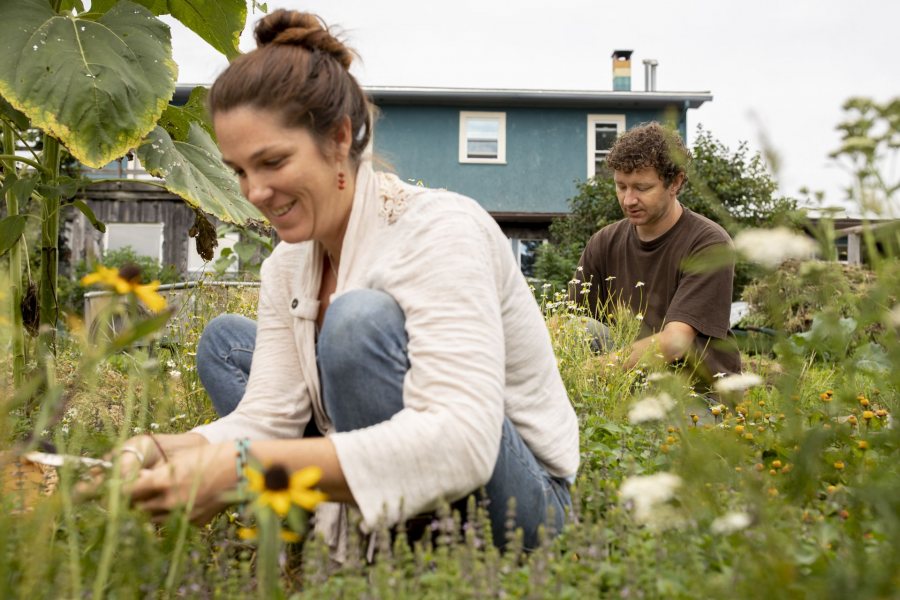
[571,122,740,382]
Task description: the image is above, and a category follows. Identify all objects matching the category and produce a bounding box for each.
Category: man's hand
[602,321,698,371]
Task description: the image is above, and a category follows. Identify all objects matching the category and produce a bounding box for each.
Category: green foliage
[741,259,880,334]
[4,246,900,597]
[830,97,900,211]
[0,0,257,368]
[534,127,800,296]
[58,246,180,317]
[0,0,177,169]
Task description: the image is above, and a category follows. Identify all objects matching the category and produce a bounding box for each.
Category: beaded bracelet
[234,438,250,498]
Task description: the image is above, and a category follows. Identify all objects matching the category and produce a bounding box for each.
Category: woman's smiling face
[214,106,352,248]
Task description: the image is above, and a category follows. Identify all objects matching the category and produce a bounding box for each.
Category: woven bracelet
[235,437,250,498]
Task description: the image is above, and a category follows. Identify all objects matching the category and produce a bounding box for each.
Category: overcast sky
[161,0,900,217]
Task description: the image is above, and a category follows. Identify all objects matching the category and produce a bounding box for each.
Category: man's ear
[670,172,685,195]
[330,116,353,163]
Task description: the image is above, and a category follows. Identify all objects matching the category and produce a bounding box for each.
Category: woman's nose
[245,175,273,206]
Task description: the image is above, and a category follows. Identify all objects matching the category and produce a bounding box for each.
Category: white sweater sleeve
[191,254,314,443]
[330,209,508,529]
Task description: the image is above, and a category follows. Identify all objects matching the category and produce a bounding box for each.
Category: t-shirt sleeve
[664,240,734,340]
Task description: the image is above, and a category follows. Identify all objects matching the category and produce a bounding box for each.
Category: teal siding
[372,105,687,214]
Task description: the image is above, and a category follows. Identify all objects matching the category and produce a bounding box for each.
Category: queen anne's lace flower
[714,372,763,394]
[628,393,675,424]
[711,511,753,534]
[734,227,817,267]
[619,472,682,525]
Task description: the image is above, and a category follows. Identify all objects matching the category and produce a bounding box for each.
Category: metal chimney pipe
[643,59,659,91]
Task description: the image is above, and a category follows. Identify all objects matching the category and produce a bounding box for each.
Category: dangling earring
[337,171,346,191]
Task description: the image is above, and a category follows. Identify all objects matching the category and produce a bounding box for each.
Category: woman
[126,9,579,556]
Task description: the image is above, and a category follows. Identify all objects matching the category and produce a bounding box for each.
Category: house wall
[372,105,686,215]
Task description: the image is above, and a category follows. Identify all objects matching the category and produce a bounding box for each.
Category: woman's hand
[128,441,237,524]
[74,432,208,500]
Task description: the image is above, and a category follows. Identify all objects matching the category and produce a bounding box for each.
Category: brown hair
[606,122,691,189]
[208,10,372,165]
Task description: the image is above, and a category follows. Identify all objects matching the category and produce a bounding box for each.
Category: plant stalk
[2,123,25,387]
[38,134,61,357]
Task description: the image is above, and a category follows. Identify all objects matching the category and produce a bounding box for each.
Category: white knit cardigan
[192,162,579,553]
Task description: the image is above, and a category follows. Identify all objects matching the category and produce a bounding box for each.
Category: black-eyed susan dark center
[264,464,290,491]
[118,262,143,283]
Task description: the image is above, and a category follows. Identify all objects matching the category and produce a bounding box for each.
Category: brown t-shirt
[572,207,741,381]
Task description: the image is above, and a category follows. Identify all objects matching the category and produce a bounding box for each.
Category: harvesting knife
[23,451,112,470]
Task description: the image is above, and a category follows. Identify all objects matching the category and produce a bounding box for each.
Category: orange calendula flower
[80,264,166,313]
[246,463,328,517]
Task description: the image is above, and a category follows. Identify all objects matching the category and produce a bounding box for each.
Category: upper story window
[587,114,626,178]
[459,111,506,164]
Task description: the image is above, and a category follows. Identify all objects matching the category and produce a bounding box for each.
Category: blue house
[366,52,711,273]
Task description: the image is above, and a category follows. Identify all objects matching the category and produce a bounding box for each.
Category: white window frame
[509,237,546,276]
[459,111,507,164]
[587,114,626,178]
[103,222,165,264]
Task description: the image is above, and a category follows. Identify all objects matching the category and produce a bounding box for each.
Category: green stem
[2,123,25,387]
[38,135,61,357]
[0,153,49,174]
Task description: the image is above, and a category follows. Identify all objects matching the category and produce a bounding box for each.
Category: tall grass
[1,249,898,597]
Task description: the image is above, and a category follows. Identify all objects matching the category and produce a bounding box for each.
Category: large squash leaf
[168,0,246,60]
[136,123,265,227]
[0,0,176,168]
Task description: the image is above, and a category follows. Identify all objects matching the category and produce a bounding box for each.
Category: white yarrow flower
[734,227,817,267]
[635,313,644,321]
[628,393,676,424]
[619,472,682,524]
[711,511,753,535]
[635,281,645,288]
[714,372,763,394]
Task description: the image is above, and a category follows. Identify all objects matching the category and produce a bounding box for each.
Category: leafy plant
[0,0,264,385]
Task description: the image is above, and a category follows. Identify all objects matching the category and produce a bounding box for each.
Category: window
[459,112,506,164]
[104,223,164,263]
[510,237,545,278]
[187,231,240,276]
[587,115,626,178]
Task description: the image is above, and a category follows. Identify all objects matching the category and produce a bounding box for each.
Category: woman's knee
[318,289,406,368]
[198,314,251,359]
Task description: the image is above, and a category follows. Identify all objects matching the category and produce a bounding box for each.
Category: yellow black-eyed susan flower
[245,463,327,517]
[81,264,166,313]
[237,527,302,543]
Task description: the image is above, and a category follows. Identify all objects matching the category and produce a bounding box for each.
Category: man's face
[614,166,681,233]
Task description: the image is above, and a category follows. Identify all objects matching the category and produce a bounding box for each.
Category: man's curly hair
[606,122,691,189]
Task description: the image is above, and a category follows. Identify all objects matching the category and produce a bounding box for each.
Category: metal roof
[173,83,712,110]
[365,86,712,109]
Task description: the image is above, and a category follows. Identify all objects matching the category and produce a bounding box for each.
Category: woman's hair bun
[254,9,354,70]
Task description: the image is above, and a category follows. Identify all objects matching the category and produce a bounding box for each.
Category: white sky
[161,0,900,217]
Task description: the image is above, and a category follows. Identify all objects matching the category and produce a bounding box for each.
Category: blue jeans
[197,289,571,549]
